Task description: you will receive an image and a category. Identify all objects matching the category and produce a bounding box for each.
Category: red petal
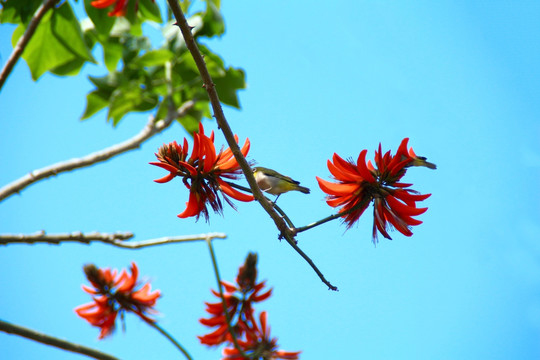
[392,190,431,202]
[386,195,428,216]
[90,0,115,8]
[178,161,197,176]
[316,177,359,196]
[199,315,226,326]
[252,288,272,302]
[332,153,360,180]
[149,162,179,173]
[153,173,176,183]
[356,149,375,182]
[218,179,254,202]
[202,135,217,173]
[327,159,358,182]
[382,205,413,237]
[177,192,202,218]
[221,280,238,293]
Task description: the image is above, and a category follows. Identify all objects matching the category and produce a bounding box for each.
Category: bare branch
[0,231,227,248]
[0,0,59,91]
[0,319,119,360]
[0,101,195,203]
[166,1,337,291]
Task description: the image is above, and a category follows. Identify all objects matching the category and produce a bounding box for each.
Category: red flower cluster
[151,123,254,221]
[317,138,436,243]
[74,262,160,339]
[199,253,300,359]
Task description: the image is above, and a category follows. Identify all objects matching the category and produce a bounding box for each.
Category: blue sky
[1,1,540,359]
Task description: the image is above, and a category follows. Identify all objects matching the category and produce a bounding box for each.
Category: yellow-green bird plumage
[252,167,310,196]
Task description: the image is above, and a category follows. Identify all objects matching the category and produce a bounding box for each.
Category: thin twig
[0,0,58,91]
[0,319,119,360]
[226,182,296,228]
[0,100,195,203]
[147,322,193,360]
[167,0,337,291]
[295,197,373,234]
[205,236,249,358]
[0,231,227,248]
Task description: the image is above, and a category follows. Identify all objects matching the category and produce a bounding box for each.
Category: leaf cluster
[1,0,245,132]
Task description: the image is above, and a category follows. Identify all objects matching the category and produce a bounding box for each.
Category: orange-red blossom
[317,138,435,243]
[74,262,160,339]
[150,122,253,221]
[199,253,300,359]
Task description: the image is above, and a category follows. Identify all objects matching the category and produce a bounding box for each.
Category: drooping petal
[317,177,360,196]
[218,179,254,202]
[382,205,413,237]
[153,173,176,183]
[199,315,227,326]
[177,191,203,218]
[386,195,428,216]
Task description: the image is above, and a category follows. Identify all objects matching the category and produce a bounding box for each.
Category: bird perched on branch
[252,167,310,203]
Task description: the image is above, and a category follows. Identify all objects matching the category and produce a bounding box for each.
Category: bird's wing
[261,169,300,185]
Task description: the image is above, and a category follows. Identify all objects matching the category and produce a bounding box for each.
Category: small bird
[252,166,310,203]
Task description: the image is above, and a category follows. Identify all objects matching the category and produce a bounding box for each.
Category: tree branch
[0,319,119,360]
[0,100,195,203]
[166,1,337,291]
[0,0,59,91]
[147,322,193,360]
[0,231,227,248]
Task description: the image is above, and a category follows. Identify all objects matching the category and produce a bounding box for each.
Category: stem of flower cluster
[147,321,193,360]
[296,197,373,233]
[205,237,250,358]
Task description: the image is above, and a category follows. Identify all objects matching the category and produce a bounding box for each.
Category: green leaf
[197,2,224,38]
[179,101,209,134]
[11,2,96,80]
[138,0,161,23]
[208,0,220,10]
[122,35,151,63]
[0,0,42,24]
[107,83,158,125]
[89,72,119,93]
[213,66,245,108]
[83,0,116,35]
[50,57,87,76]
[179,0,191,13]
[102,36,123,71]
[134,49,174,67]
[81,90,110,120]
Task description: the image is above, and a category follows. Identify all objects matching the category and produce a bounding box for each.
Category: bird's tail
[295,185,310,194]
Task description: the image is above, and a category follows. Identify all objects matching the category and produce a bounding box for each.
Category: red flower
[317,138,435,243]
[90,0,128,17]
[89,0,155,16]
[74,262,160,339]
[199,253,272,346]
[222,312,301,360]
[150,123,254,221]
